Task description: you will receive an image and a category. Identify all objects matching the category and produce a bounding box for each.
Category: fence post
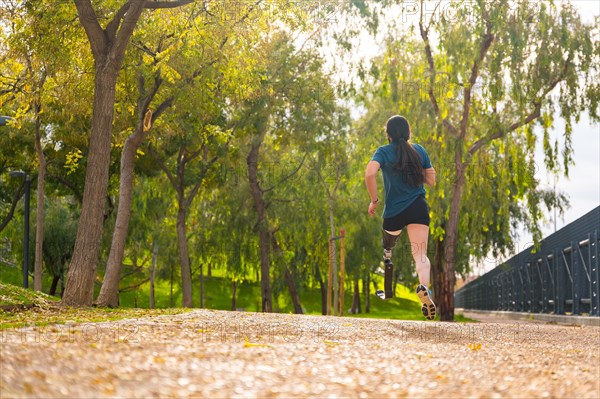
[556,248,565,315]
[514,264,524,312]
[541,259,546,313]
[592,230,599,316]
[572,240,580,315]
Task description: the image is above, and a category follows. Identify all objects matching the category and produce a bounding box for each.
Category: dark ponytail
[386,115,424,187]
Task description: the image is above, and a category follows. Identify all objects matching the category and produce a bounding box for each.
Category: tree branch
[149,144,178,189]
[0,182,24,234]
[309,155,332,199]
[184,156,219,210]
[105,2,132,42]
[73,0,106,58]
[47,174,83,203]
[468,54,571,156]
[460,5,494,138]
[140,74,163,114]
[131,40,157,57]
[468,101,541,156]
[218,0,263,50]
[152,96,174,120]
[144,0,194,9]
[112,0,147,64]
[419,0,458,136]
[118,278,150,292]
[263,153,308,194]
[182,142,206,164]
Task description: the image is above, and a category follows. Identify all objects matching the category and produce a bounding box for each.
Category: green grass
[1,260,474,324]
[0,282,59,307]
[0,280,193,329]
[0,260,30,288]
[0,303,194,329]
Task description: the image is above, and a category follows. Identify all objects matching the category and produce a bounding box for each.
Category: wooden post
[327,237,333,316]
[333,237,339,316]
[339,229,346,316]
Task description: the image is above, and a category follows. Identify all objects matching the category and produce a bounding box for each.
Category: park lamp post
[0,116,12,126]
[2,116,30,288]
[8,170,30,289]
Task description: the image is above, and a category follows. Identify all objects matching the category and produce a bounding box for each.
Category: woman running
[365,115,437,320]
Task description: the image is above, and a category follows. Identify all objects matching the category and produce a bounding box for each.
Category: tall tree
[62,0,193,306]
[241,31,339,312]
[95,1,266,307]
[356,0,598,320]
[0,0,84,291]
[418,0,597,320]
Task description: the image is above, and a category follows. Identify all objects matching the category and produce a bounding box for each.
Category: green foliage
[357,0,597,280]
[0,1,596,319]
[0,260,26,288]
[41,199,78,279]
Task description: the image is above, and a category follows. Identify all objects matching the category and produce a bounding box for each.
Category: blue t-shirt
[371,142,432,219]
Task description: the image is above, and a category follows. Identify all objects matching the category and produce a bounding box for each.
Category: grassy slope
[1,261,472,323]
[115,263,427,318]
[0,281,59,307]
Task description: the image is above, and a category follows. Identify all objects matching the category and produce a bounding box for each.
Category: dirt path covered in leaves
[1,309,599,398]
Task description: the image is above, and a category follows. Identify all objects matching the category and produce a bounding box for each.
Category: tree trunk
[169,262,174,308]
[231,280,237,310]
[257,230,272,312]
[152,143,210,309]
[351,275,361,314]
[33,103,46,292]
[315,264,327,315]
[432,237,444,313]
[63,0,150,306]
[96,123,147,307]
[49,275,59,296]
[272,235,303,314]
[247,133,272,313]
[439,164,467,321]
[62,68,119,306]
[149,240,158,309]
[176,206,193,307]
[199,263,204,308]
[364,273,370,313]
[328,197,338,316]
[283,266,303,314]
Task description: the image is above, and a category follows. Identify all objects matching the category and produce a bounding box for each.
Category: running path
[1,309,599,398]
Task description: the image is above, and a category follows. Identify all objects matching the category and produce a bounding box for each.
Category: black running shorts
[382,196,430,231]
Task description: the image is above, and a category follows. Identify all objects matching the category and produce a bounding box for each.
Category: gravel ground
[1,309,599,398]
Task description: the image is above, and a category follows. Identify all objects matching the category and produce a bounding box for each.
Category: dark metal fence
[455,206,599,317]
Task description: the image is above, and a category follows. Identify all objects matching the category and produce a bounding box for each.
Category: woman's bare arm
[423,167,436,186]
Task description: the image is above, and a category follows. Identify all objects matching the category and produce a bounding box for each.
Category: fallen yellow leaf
[467,343,482,351]
[244,337,270,348]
